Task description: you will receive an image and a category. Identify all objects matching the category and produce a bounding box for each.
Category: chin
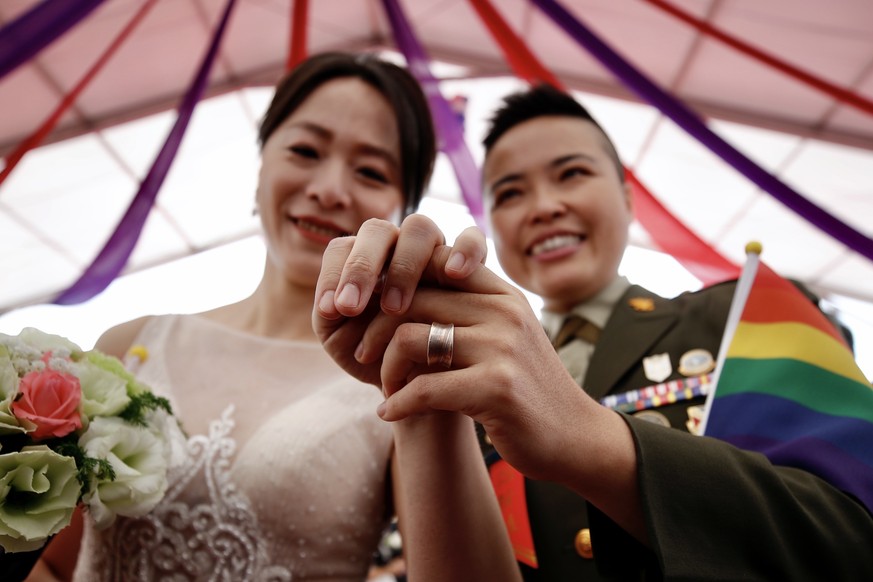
[536,277,598,309]
[267,253,320,287]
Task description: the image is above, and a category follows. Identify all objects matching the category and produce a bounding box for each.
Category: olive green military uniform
[481,280,873,581]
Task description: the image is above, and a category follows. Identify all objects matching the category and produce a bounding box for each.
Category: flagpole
[699,242,762,435]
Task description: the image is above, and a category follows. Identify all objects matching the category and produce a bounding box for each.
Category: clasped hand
[312,214,597,483]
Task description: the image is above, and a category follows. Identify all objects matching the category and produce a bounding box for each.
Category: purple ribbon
[381,0,485,227]
[531,0,873,262]
[54,0,238,305]
[0,0,106,81]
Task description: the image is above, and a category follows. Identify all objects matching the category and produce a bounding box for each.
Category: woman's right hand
[354,250,602,485]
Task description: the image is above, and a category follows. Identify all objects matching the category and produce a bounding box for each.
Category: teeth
[296,219,349,238]
[530,234,580,255]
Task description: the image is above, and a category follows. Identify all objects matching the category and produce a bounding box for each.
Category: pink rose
[12,369,83,439]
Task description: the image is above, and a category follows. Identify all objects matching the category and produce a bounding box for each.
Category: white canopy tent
[1,0,872,376]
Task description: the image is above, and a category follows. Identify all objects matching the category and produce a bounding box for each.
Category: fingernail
[355,341,364,362]
[376,401,387,418]
[383,287,402,312]
[446,252,466,273]
[336,283,360,309]
[318,290,336,315]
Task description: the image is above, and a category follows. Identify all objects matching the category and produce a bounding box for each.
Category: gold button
[484,433,492,445]
[574,528,593,559]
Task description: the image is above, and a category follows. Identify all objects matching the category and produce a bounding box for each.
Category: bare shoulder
[94,315,154,360]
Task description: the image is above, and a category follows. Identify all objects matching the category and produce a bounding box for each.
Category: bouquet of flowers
[0,327,181,578]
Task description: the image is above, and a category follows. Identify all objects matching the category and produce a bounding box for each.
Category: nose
[529,183,567,224]
[306,159,352,209]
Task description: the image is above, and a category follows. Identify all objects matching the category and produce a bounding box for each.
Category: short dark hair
[258,52,437,215]
[483,84,625,182]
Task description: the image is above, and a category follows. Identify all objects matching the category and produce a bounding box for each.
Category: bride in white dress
[33,52,517,582]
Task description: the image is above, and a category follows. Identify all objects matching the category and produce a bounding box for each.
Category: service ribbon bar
[601,374,713,413]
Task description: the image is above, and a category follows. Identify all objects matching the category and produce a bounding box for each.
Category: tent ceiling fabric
[1,0,873,312]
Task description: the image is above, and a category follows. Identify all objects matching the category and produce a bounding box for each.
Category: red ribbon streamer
[643,0,873,117]
[468,0,738,285]
[286,0,309,71]
[0,0,160,191]
[469,0,562,88]
[626,172,738,283]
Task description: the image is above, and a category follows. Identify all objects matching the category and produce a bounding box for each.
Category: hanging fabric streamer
[54,0,238,305]
[286,0,309,71]
[468,0,561,87]
[467,0,738,285]
[626,172,738,283]
[530,0,873,263]
[381,0,485,228]
[643,0,873,117]
[0,0,160,191]
[0,0,106,81]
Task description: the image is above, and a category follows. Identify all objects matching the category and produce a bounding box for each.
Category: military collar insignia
[628,297,655,312]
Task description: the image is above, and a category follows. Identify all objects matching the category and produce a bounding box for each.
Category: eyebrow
[488,153,599,192]
[289,121,400,170]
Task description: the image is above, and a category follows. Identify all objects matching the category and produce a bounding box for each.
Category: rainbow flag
[701,244,873,513]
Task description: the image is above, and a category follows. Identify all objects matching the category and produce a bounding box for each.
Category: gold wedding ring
[426,322,454,368]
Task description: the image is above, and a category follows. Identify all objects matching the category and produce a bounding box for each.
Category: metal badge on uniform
[678,349,715,376]
[628,297,655,312]
[643,353,672,383]
[686,405,705,435]
[633,410,671,427]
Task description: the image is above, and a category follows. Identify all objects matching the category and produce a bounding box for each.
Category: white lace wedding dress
[73,314,393,581]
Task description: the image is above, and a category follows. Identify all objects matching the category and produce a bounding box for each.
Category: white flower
[0,330,79,377]
[14,328,82,359]
[0,346,25,435]
[75,360,131,418]
[145,408,187,470]
[0,446,80,553]
[0,334,40,376]
[78,417,170,529]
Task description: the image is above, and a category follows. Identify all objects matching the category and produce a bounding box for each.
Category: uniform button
[574,528,593,559]
[484,433,492,445]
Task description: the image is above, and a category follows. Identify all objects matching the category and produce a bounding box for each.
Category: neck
[204,261,318,342]
[542,275,625,314]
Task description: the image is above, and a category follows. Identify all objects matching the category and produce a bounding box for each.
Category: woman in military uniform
[314,85,873,581]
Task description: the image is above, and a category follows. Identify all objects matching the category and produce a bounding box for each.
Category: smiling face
[484,116,633,313]
[256,77,404,288]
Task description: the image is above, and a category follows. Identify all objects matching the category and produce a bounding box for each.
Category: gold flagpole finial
[745,241,763,255]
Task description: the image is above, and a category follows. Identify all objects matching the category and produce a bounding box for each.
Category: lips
[528,233,585,257]
[290,215,352,239]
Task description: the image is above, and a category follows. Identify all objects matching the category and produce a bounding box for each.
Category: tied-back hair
[482,84,625,183]
[258,52,437,215]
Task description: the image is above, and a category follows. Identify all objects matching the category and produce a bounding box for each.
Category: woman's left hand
[313,214,486,388]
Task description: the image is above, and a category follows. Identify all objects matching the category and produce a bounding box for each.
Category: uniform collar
[541,275,631,341]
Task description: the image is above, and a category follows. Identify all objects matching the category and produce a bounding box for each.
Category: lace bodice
[73,314,393,581]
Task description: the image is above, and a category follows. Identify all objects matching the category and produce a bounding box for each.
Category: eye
[559,166,593,180]
[492,187,522,208]
[289,144,319,159]
[358,166,389,184]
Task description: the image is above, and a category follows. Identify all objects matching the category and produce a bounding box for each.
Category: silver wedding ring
[426,322,454,368]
